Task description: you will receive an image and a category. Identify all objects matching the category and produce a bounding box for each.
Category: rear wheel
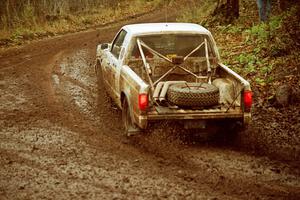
[122,99,140,136]
[227,121,245,142]
[213,121,244,144]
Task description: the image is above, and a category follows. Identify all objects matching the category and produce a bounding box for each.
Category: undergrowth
[177,1,300,104]
[176,0,218,24]
[0,0,163,47]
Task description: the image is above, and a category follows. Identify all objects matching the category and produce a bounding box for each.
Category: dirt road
[0,12,299,200]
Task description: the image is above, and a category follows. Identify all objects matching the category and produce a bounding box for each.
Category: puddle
[52,74,60,85]
[51,49,97,118]
[59,49,94,87]
[65,81,91,113]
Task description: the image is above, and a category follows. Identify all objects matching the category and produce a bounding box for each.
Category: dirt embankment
[0,11,299,200]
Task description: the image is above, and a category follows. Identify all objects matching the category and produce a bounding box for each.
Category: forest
[1,0,117,27]
[0,0,163,44]
[0,0,127,28]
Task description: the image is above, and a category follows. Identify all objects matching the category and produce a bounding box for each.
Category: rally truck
[95,23,252,136]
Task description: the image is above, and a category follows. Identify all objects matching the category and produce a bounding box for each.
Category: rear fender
[218,63,251,91]
[120,65,149,126]
[121,88,142,129]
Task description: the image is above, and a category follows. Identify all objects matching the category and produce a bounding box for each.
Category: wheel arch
[120,90,140,127]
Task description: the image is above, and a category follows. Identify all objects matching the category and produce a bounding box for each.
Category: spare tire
[167,82,219,107]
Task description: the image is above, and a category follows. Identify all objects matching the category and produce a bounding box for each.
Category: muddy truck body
[95,23,252,136]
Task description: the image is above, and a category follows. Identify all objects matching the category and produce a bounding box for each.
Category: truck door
[107,29,127,100]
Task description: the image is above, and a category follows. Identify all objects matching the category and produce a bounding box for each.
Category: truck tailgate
[146,106,244,120]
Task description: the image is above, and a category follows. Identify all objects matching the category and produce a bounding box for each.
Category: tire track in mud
[1,11,300,200]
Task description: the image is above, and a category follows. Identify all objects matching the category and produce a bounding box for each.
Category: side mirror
[100,43,109,50]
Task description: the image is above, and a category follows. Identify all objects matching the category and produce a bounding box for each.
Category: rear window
[131,34,215,58]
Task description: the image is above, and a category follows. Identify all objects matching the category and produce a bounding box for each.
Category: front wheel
[122,99,140,136]
[95,61,104,84]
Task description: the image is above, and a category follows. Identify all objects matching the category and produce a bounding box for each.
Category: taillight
[138,93,148,111]
[244,90,253,112]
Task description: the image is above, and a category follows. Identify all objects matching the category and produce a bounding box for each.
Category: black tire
[227,121,245,142]
[167,82,219,107]
[95,61,103,85]
[122,99,140,136]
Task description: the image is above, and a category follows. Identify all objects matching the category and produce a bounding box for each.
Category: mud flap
[122,97,142,137]
[127,126,141,136]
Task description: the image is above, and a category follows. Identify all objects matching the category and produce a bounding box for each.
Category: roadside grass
[0,0,163,47]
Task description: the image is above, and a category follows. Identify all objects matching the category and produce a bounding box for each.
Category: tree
[226,0,239,20]
[213,0,239,23]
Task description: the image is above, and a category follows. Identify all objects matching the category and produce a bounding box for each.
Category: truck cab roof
[122,23,211,37]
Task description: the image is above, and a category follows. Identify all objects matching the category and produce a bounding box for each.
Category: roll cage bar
[136,38,213,93]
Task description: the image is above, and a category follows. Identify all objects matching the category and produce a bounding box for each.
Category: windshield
[131,34,216,58]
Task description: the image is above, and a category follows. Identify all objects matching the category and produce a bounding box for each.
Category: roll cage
[136,37,214,94]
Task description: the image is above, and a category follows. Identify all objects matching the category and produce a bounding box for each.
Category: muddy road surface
[0,12,299,200]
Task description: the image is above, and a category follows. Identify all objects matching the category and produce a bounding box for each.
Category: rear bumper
[136,107,251,129]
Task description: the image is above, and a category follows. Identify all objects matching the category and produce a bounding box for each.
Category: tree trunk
[6,0,11,28]
[233,0,239,18]
[226,0,239,21]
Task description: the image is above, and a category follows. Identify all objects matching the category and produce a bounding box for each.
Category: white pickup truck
[95,23,252,136]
